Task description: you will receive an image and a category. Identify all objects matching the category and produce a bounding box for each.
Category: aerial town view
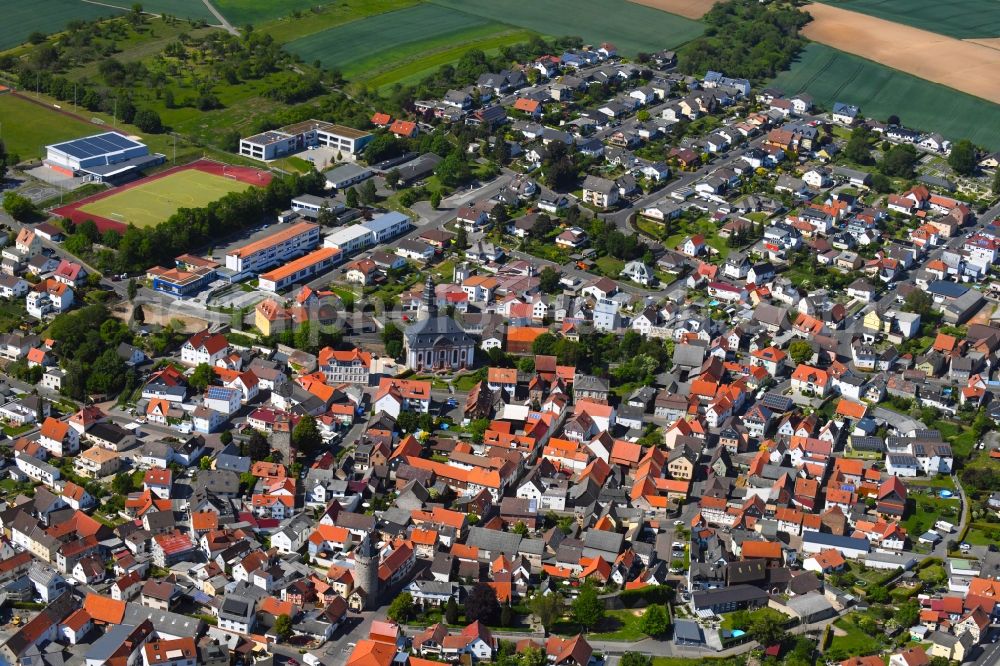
[2,1,1000,666]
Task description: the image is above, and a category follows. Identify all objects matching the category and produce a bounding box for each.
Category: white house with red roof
[143,467,172,500]
[180,329,229,366]
[38,417,79,458]
[52,260,87,288]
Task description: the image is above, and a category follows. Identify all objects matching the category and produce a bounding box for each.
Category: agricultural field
[0,0,125,51]
[257,0,419,44]
[429,0,704,54]
[76,168,252,228]
[803,3,1000,106]
[0,92,102,160]
[769,44,1000,151]
[817,0,1000,39]
[285,4,514,76]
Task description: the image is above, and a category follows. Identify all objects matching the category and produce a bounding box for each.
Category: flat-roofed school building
[239,120,373,161]
[225,222,320,275]
[258,247,342,292]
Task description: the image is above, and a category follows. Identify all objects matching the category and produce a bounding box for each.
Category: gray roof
[86,624,140,662]
[123,602,205,636]
[672,343,706,369]
[583,529,624,554]
[466,526,522,555]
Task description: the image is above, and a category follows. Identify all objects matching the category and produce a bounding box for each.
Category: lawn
[428,0,704,54]
[285,4,511,77]
[769,43,1000,151]
[829,614,881,657]
[594,255,625,279]
[78,169,252,228]
[0,93,104,161]
[902,487,960,536]
[0,0,125,51]
[817,0,1000,39]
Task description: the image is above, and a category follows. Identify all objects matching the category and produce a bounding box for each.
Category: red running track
[52,159,272,233]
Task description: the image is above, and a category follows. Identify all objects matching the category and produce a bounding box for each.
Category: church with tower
[403,275,476,371]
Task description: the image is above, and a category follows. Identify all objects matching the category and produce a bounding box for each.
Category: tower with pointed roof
[403,274,475,371]
[352,531,380,610]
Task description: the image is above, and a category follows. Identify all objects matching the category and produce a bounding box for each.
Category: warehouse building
[225,222,320,275]
[45,132,163,182]
[239,120,373,161]
[258,247,342,292]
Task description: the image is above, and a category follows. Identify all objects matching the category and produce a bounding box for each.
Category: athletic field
[54,160,271,233]
[770,44,1000,151]
[77,170,249,228]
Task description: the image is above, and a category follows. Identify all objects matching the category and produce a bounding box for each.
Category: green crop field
[78,169,251,228]
[285,4,510,75]
[428,0,704,54]
[818,0,1000,39]
[770,44,1000,151]
[0,0,126,51]
[215,0,335,27]
[259,0,420,44]
[0,93,102,160]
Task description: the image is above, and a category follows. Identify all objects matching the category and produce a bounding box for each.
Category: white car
[674,520,685,526]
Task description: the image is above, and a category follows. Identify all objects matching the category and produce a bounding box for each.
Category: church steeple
[421,274,437,317]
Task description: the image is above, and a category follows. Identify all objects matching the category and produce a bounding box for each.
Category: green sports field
[0,93,102,160]
[769,43,1000,151]
[0,0,125,51]
[285,4,509,75]
[429,0,705,54]
[78,169,250,228]
[817,0,1000,39]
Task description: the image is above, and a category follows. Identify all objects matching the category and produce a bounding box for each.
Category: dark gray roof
[466,526,522,555]
[583,530,624,554]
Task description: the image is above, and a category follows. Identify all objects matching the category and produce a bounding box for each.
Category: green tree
[127,279,138,300]
[345,187,359,209]
[572,582,605,632]
[518,646,546,666]
[430,191,442,209]
[897,600,920,628]
[465,583,500,624]
[188,363,214,393]
[273,614,292,641]
[639,604,669,637]
[245,430,269,460]
[0,139,7,181]
[745,607,787,647]
[199,456,213,470]
[529,593,563,635]
[904,288,933,316]
[220,430,233,445]
[360,179,378,205]
[385,169,401,190]
[292,414,322,454]
[843,126,872,165]
[445,596,460,624]
[880,144,918,178]
[867,585,890,603]
[512,521,528,536]
[948,139,977,176]
[317,205,338,227]
[468,418,490,444]
[133,109,163,133]
[2,192,36,221]
[539,267,560,293]
[620,654,651,666]
[387,592,415,622]
[992,168,1000,195]
[500,604,514,627]
[112,472,132,495]
[788,339,813,365]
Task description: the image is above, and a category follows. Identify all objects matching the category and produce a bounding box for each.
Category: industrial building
[44,132,163,182]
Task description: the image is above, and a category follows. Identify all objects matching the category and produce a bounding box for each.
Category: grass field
[0,0,125,51]
[366,29,537,88]
[215,0,334,27]
[100,0,214,22]
[769,43,1000,151]
[78,170,251,228]
[0,93,103,160]
[286,4,510,75]
[817,0,1000,39]
[429,0,704,54]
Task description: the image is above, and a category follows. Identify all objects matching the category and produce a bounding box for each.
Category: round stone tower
[353,531,380,610]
